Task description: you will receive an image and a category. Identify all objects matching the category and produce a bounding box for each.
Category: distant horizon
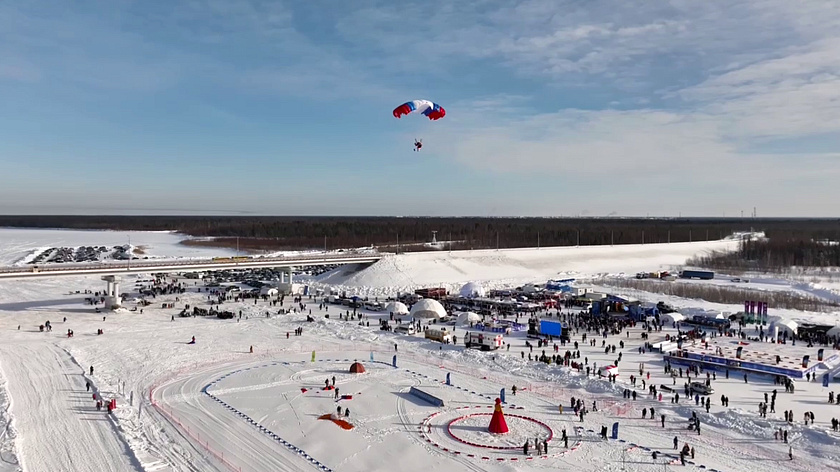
[0,214,836,221]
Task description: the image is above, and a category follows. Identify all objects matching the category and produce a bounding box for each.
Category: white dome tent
[660,312,685,324]
[459,282,486,298]
[456,311,482,326]
[385,301,409,315]
[409,299,447,319]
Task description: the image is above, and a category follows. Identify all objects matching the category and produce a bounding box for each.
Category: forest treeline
[1,216,839,252]
[689,237,840,271]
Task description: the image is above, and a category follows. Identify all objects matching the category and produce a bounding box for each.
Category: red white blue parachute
[392,100,446,120]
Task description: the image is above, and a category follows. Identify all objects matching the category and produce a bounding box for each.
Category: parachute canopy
[393,100,446,120]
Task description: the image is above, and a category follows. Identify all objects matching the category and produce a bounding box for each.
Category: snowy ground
[0,230,839,472]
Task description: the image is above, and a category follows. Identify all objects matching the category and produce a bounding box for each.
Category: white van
[395,325,416,335]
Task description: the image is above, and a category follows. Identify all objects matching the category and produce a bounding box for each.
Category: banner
[311,351,316,362]
[611,422,619,439]
[446,373,451,386]
[500,388,506,404]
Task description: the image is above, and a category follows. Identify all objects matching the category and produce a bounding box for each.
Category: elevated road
[0,252,383,279]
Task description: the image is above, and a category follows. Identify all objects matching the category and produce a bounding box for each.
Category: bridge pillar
[101,275,123,309]
[286,267,294,285]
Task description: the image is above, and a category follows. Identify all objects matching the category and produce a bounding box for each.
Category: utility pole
[236,236,240,254]
[642,230,645,245]
[127,235,131,271]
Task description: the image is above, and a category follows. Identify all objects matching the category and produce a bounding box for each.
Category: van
[395,325,416,335]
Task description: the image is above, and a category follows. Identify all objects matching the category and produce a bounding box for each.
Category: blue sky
[1,0,839,216]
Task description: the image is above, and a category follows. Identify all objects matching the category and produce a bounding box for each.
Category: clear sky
[1,1,838,216]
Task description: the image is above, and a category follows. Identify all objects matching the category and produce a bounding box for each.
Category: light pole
[127,235,131,271]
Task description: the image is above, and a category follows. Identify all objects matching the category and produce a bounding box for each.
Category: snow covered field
[0,229,839,472]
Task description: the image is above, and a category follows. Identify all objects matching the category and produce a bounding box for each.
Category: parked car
[689,382,714,395]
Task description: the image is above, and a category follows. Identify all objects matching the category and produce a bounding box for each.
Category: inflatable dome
[385,301,409,315]
[459,282,486,298]
[409,299,447,319]
[349,362,366,374]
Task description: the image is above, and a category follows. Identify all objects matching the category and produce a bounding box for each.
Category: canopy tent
[770,318,798,335]
[456,311,482,326]
[409,299,447,319]
[385,301,409,315]
[826,325,840,337]
[459,282,486,298]
[660,312,685,323]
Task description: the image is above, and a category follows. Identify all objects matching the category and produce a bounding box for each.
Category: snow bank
[316,239,737,296]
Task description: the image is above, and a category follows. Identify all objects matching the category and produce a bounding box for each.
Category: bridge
[0,252,384,280]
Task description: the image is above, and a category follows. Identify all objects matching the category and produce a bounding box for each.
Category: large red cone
[488,398,509,434]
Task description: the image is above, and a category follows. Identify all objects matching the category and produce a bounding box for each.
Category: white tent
[409,299,447,319]
[385,301,409,315]
[660,312,685,323]
[456,311,482,325]
[521,284,539,294]
[260,287,279,297]
[459,282,486,298]
[770,318,798,335]
[826,325,840,337]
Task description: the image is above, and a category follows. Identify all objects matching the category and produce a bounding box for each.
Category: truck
[679,270,715,280]
[415,287,447,299]
[464,332,503,351]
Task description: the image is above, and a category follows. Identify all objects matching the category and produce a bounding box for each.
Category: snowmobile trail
[0,341,142,472]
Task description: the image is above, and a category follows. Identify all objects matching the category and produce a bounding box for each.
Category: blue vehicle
[679,270,715,280]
